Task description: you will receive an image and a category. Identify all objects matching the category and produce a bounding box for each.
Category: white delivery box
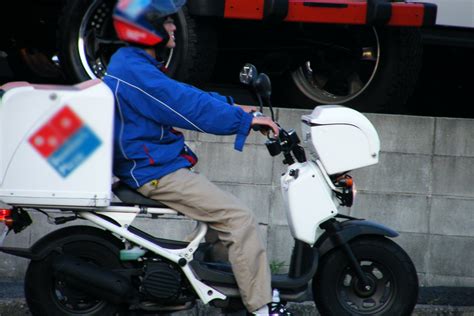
[0,79,114,208]
[301,105,380,175]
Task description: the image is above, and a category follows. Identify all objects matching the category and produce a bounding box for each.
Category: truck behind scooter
[0,64,418,315]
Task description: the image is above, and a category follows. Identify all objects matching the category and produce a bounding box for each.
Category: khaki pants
[137,168,272,312]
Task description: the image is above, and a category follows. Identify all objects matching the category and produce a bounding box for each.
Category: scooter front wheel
[313,236,418,316]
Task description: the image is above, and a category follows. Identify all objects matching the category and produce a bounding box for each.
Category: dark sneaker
[250,302,293,315]
[269,302,293,315]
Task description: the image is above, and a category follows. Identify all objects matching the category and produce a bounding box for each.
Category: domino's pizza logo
[29,106,101,178]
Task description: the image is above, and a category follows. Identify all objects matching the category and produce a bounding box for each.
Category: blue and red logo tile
[29,106,101,177]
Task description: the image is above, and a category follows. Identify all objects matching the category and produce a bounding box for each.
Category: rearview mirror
[254,73,272,99]
[239,63,258,85]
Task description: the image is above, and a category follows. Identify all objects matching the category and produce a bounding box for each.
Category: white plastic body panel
[80,210,227,304]
[301,105,380,175]
[0,80,114,207]
[281,161,338,245]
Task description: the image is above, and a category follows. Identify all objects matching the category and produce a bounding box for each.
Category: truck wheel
[282,26,422,113]
[57,0,216,83]
[313,236,418,316]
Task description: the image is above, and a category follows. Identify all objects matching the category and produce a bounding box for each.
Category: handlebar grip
[251,111,269,132]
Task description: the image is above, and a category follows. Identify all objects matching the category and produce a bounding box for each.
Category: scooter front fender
[315,219,398,256]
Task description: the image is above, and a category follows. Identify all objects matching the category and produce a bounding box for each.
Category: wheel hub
[291,26,381,104]
[336,260,396,314]
[353,274,377,297]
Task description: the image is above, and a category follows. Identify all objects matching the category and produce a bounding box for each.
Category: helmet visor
[118,0,186,19]
[150,0,186,17]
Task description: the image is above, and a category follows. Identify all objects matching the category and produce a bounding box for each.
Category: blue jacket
[103,47,253,189]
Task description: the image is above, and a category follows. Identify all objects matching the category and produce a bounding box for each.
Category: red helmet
[113,0,185,46]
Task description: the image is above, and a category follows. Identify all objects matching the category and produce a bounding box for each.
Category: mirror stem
[263,96,275,121]
[256,94,264,113]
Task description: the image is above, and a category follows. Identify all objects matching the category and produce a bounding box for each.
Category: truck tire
[57,0,216,83]
[280,26,423,113]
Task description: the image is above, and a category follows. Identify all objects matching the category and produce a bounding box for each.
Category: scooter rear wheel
[24,226,127,316]
[313,236,418,316]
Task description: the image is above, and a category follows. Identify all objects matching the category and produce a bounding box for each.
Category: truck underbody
[1,0,470,112]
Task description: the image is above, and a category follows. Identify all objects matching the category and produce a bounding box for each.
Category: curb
[2,299,474,316]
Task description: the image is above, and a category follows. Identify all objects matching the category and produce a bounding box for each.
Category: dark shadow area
[199,45,474,119]
[1,44,472,120]
[0,57,14,85]
[404,45,474,119]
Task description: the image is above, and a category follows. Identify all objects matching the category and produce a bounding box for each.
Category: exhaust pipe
[53,255,137,304]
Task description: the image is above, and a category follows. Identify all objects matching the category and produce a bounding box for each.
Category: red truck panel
[284,0,433,26]
[285,0,367,24]
[215,0,437,26]
[224,0,265,20]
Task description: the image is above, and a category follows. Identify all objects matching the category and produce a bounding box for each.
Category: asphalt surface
[4,281,474,305]
[1,281,474,315]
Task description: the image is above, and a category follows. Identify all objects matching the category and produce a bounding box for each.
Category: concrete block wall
[350,113,474,287]
[1,108,474,288]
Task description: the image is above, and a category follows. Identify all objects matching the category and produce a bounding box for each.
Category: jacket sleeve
[181,82,234,105]
[124,63,252,151]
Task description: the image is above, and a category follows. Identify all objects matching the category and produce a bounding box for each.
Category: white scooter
[0,64,418,315]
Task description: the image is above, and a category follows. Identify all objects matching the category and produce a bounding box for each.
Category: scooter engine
[141,261,182,301]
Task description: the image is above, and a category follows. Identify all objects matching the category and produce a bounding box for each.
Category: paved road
[3,281,474,304]
[2,299,474,316]
[1,281,474,315]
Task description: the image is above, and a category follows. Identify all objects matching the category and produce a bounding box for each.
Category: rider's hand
[251,116,279,137]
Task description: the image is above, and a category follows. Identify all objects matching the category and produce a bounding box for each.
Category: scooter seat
[112,182,169,208]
